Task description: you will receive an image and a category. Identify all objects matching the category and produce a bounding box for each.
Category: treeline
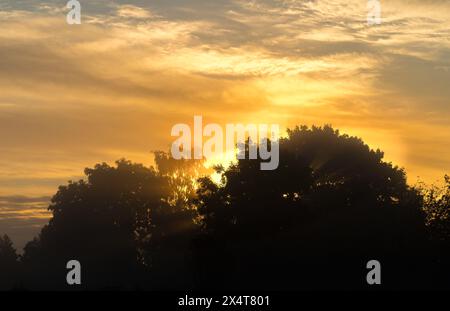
[1,125,450,290]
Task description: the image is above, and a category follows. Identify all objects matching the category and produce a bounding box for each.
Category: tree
[421,175,450,239]
[15,125,450,290]
[21,158,202,290]
[194,125,431,289]
[0,234,20,290]
[417,175,450,287]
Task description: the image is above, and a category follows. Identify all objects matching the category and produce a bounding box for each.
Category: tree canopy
[0,234,20,290]
[2,125,450,290]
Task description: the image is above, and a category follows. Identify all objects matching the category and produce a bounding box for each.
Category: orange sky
[1,0,450,250]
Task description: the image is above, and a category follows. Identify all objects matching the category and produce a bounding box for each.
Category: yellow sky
[1,0,450,249]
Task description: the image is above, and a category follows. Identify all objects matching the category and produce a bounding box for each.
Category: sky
[1,0,450,250]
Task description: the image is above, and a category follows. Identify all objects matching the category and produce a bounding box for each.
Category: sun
[204,149,239,184]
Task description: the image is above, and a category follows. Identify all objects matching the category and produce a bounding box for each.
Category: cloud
[0,0,449,193]
[0,195,51,252]
[0,195,51,204]
[0,0,449,253]
[116,4,157,19]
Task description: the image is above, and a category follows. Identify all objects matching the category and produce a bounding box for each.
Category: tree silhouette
[2,125,449,290]
[0,234,20,290]
[421,175,450,239]
[194,125,433,289]
[21,158,202,290]
[418,175,450,286]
